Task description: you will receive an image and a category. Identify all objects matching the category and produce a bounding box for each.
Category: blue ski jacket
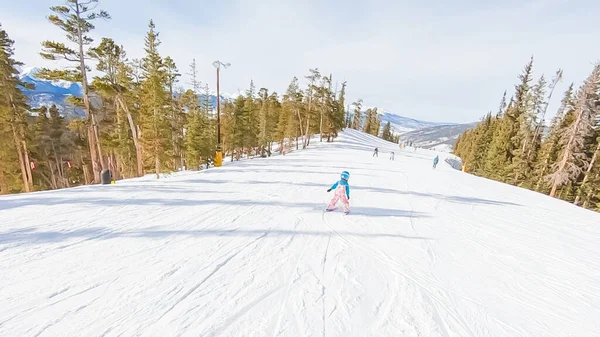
[330,179,350,198]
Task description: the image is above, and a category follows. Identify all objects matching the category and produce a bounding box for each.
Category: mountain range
[398,123,478,152]
[17,68,475,152]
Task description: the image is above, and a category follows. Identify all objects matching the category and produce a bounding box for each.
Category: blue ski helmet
[341,171,350,180]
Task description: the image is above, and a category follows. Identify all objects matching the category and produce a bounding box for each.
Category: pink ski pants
[328,185,350,212]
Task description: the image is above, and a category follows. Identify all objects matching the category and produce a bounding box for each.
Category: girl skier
[326,171,351,214]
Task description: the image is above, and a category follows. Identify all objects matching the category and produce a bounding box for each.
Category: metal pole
[212,60,229,167]
[215,66,223,167]
[217,67,221,148]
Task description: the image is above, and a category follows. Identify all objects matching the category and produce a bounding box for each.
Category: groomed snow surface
[1,129,599,337]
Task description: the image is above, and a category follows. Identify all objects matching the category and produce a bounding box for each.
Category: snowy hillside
[376,109,456,134]
[2,130,599,336]
[399,122,478,152]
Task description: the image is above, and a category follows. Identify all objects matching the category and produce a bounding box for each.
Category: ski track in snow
[1,129,600,337]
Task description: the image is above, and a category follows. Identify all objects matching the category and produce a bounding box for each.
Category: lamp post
[212,60,230,167]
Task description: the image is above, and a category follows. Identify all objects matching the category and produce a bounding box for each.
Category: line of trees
[347,99,400,143]
[454,57,600,211]
[0,0,355,195]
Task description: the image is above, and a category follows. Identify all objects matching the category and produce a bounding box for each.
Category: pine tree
[351,99,363,130]
[363,108,372,134]
[304,68,321,148]
[510,74,545,185]
[549,64,600,197]
[484,59,534,181]
[470,113,496,174]
[0,24,34,193]
[181,89,203,170]
[508,59,536,184]
[322,79,346,142]
[270,93,282,145]
[363,108,380,136]
[243,80,259,156]
[138,20,171,178]
[332,81,347,139]
[373,110,381,136]
[163,56,184,170]
[89,38,142,177]
[258,87,270,156]
[496,90,507,118]
[232,95,247,160]
[575,131,600,206]
[46,104,73,188]
[39,0,111,183]
[188,59,200,92]
[278,78,303,153]
[220,100,236,161]
[382,122,392,141]
[529,70,563,159]
[533,84,574,191]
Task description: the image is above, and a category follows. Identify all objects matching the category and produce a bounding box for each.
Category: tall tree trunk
[550,106,584,197]
[48,160,58,190]
[574,142,600,205]
[85,124,100,183]
[75,2,104,183]
[116,95,143,177]
[319,108,323,142]
[137,125,144,176]
[154,107,160,179]
[19,124,34,191]
[11,123,30,193]
[295,107,304,146]
[0,168,7,195]
[82,157,90,185]
[110,153,120,180]
[51,141,63,188]
[529,73,561,161]
[304,98,311,149]
[91,114,105,169]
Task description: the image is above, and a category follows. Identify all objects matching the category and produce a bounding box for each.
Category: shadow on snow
[0,226,434,249]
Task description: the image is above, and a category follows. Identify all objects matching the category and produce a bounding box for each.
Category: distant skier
[373,147,378,157]
[390,152,395,161]
[433,155,439,169]
[326,171,351,214]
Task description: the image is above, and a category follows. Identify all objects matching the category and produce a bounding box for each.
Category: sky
[1,0,599,124]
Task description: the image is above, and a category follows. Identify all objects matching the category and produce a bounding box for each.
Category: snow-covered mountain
[19,67,86,117]
[17,68,223,118]
[399,122,478,152]
[375,109,456,134]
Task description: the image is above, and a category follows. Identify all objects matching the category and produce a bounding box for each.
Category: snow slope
[1,130,599,337]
